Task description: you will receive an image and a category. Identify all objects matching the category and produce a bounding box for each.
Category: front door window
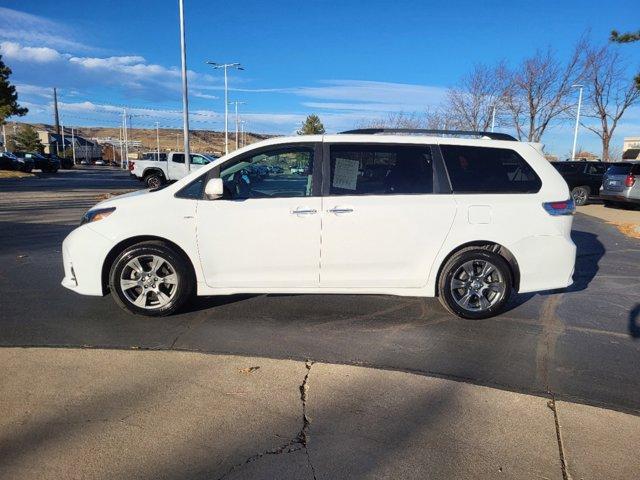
[220,148,314,199]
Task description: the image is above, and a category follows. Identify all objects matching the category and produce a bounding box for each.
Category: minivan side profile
[62,130,576,319]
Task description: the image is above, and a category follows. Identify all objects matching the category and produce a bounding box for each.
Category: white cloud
[0,41,64,63]
[0,7,90,52]
[15,84,54,98]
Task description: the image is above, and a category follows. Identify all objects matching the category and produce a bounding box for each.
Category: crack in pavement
[547,394,571,480]
[216,360,317,480]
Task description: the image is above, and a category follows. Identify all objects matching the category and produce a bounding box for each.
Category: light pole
[490,104,497,132]
[571,84,584,162]
[122,109,129,169]
[229,100,245,150]
[71,127,76,165]
[178,0,191,171]
[156,122,161,161]
[206,61,244,155]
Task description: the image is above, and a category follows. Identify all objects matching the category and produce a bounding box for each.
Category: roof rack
[339,128,517,141]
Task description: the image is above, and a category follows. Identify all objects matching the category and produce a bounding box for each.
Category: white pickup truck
[130,152,218,189]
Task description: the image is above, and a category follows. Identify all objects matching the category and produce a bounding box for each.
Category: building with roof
[37,130,102,160]
[623,137,640,160]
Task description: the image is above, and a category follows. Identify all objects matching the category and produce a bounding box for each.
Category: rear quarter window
[440,145,541,194]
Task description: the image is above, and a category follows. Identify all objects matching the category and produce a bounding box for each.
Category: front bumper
[61,225,114,296]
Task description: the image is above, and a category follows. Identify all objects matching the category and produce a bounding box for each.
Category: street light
[229,100,245,150]
[571,84,584,162]
[206,61,244,155]
[178,0,191,171]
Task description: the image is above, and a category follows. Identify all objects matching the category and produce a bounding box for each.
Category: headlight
[81,207,116,225]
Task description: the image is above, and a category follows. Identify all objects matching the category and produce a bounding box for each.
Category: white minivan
[62,129,576,319]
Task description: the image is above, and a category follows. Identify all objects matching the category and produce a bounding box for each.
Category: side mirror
[204,178,224,199]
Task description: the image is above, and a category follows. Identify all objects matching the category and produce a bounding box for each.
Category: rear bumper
[511,234,576,293]
[599,188,640,204]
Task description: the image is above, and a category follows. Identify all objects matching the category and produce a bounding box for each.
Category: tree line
[364,32,640,161]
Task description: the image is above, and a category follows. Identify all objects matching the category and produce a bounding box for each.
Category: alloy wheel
[119,254,178,309]
[450,259,506,312]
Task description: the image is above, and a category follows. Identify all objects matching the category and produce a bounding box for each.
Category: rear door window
[440,145,541,193]
[328,144,433,196]
[587,164,606,175]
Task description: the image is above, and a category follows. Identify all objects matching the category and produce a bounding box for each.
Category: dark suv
[550,161,606,206]
[14,152,60,173]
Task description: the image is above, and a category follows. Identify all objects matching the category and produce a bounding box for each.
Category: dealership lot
[0,168,639,415]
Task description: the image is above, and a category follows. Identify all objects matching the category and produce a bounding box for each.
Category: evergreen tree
[0,55,27,124]
[297,114,326,135]
[611,29,640,89]
[14,125,43,152]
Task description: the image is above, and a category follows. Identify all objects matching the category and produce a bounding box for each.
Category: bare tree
[357,111,424,129]
[581,44,640,161]
[445,63,509,131]
[504,42,586,141]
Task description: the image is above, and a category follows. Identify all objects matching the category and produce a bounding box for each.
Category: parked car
[600,162,640,208]
[131,151,216,189]
[550,161,606,206]
[62,129,576,319]
[95,159,106,166]
[50,154,73,169]
[0,151,34,172]
[14,151,60,173]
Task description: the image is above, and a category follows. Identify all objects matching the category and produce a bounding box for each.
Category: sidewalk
[1,348,638,479]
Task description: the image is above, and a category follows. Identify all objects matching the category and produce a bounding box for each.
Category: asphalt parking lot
[1,167,639,414]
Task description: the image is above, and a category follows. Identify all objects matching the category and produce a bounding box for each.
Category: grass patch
[0,170,34,179]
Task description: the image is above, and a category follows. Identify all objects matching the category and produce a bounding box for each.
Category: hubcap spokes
[450,259,505,312]
[120,254,178,309]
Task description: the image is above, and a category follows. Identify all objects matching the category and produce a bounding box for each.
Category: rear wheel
[438,248,512,319]
[109,241,193,316]
[145,173,165,189]
[571,186,589,206]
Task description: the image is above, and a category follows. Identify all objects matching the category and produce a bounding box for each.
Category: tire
[438,248,512,320]
[109,241,194,316]
[571,186,589,206]
[145,173,165,189]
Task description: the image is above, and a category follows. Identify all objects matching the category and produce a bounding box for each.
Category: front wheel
[438,248,512,319]
[571,186,589,206]
[109,241,193,316]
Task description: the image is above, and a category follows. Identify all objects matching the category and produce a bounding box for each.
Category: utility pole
[156,122,161,161]
[240,120,246,148]
[71,127,76,165]
[2,124,6,152]
[178,0,191,171]
[53,87,60,135]
[206,61,244,155]
[571,84,584,162]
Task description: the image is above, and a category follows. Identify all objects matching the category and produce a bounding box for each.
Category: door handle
[291,207,317,215]
[328,207,354,214]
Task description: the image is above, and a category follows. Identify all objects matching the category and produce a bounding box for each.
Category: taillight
[542,199,575,216]
[128,161,135,171]
[625,174,635,187]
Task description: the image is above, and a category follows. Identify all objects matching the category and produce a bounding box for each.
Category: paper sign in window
[333,158,359,190]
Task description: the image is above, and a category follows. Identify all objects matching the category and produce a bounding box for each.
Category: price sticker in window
[333,158,359,190]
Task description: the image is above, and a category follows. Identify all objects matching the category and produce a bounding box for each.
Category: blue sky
[1,0,639,156]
